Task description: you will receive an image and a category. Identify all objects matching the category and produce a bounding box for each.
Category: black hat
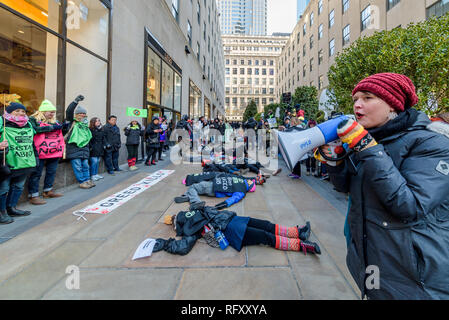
[6,102,26,113]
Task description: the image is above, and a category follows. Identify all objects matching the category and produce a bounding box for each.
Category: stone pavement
[0,153,359,300]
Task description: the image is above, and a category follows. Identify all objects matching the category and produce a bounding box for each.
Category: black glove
[215,201,227,210]
[152,238,168,253]
[52,124,63,131]
[74,95,85,103]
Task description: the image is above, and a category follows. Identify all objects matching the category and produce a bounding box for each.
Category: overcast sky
[267,0,297,35]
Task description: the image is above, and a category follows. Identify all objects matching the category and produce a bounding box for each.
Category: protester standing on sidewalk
[305,119,317,176]
[145,116,161,166]
[318,73,449,299]
[28,100,64,205]
[89,117,106,181]
[124,120,143,171]
[158,117,167,161]
[103,115,122,174]
[0,102,36,224]
[64,95,93,189]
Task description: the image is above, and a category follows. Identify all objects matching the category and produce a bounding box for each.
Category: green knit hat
[39,99,57,112]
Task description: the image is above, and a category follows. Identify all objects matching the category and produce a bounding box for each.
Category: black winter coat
[154,207,236,256]
[89,126,106,157]
[145,122,160,148]
[328,110,449,300]
[104,123,121,150]
[125,126,144,146]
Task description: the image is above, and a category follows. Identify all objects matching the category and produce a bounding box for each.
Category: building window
[196,42,200,61]
[329,38,335,56]
[343,24,350,46]
[318,24,324,39]
[329,9,335,28]
[361,5,371,31]
[233,68,237,75]
[240,68,245,75]
[172,0,179,22]
[187,20,192,47]
[318,75,324,90]
[303,23,307,35]
[426,0,449,18]
[343,0,350,13]
[318,49,324,65]
[310,35,314,49]
[387,0,400,11]
[297,32,301,44]
[318,0,323,15]
[310,12,314,26]
[197,1,201,24]
[161,61,174,109]
[303,44,306,56]
[247,68,252,75]
[303,65,306,77]
[310,58,314,72]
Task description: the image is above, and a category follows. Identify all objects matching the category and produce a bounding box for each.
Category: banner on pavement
[73,170,174,221]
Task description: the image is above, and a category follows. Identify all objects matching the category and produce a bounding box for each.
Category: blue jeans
[28,158,59,197]
[0,174,28,210]
[104,149,119,172]
[70,159,90,183]
[90,157,100,177]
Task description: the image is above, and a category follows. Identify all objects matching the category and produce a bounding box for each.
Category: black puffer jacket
[328,110,449,300]
[125,126,144,145]
[145,122,160,148]
[154,207,236,256]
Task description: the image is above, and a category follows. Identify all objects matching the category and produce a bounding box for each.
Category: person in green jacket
[0,102,37,224]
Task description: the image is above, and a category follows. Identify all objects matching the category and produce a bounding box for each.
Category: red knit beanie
[352,73,419,112]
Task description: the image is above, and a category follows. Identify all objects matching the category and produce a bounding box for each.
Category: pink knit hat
[352,73,419,112]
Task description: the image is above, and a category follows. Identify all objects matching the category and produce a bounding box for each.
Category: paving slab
[122,223,246,268]
[80,212,162,268]
[42,269,183,300]
[0,240,102,299]
[174,268,301,300]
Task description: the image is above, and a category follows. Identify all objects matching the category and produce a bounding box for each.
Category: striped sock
[275,236,301,251]
[275,224,299,239]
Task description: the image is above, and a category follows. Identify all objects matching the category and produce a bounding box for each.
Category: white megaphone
[275,115,351,171]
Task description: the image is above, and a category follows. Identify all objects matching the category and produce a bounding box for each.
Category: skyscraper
[218,0,267,36]
[297,0,310,20]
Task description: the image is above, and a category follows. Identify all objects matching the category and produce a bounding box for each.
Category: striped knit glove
[337,119,377,152]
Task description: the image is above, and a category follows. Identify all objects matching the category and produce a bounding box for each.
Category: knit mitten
[337,119,377,152]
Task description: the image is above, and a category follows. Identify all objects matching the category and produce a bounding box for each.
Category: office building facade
[277,0,447,111]
[218,0,267,36]
[223,34,288,121]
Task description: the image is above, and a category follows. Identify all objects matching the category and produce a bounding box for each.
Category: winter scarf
[368,108,419,142]
[3,112,29,127]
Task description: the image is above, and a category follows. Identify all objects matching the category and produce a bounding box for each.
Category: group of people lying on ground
[151,155,321,256]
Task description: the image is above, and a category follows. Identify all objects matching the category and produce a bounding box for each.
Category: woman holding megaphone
[317,73,449,300]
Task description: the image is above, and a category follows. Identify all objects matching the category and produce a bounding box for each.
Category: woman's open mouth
[356,113,364,120]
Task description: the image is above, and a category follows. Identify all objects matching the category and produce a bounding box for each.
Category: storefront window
[174,72,181,112]
[66,0,109,59]
[0,6,62,115]
[66,42,107,121]
[161,61,174,109]
[189,80,201,120]
[0,0,62,33]
[147,48,161,105]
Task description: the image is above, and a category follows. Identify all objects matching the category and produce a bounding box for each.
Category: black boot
[0,210,14,224]
[297,221,311,241]
[174,195,189,203]
[7,207,31,217]
[189,201,205,211]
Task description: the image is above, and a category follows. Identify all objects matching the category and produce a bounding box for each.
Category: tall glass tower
[218,0,267,36]
[297,0,310,20]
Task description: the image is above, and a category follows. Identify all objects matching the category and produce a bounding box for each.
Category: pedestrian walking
[28,100,64,205]
[318,73,449,299]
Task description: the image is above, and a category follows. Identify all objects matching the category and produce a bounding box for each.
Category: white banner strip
[73,170,175,221]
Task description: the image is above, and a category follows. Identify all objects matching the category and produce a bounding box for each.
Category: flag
[126,107,148,118]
